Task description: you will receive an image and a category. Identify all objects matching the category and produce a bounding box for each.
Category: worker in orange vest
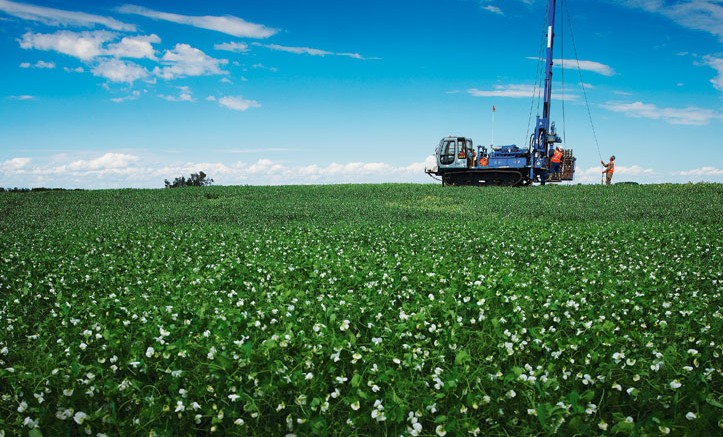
[550,147,564,177]
[601,155,615,185]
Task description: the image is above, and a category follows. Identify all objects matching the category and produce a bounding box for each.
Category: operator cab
[437,136,475,169]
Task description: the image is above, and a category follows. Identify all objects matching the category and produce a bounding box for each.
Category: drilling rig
[426,0,575,186]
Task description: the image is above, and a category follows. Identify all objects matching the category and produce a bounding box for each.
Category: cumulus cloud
[19,30,115,60]
[0,0,135,31]
[673,166,723,176]
[117,4,277,38]
[1,153,433,188]
[153,44,228,79]
[601,101,718,125]
[0,157,31,172]
[105,34,160,60]
[64,153,139,171]
[215,95,261,111]
[92,58,148,83]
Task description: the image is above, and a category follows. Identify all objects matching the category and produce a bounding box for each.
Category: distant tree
[164,171,214,188]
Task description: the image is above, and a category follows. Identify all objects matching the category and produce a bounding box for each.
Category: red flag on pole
[492,105,496,112]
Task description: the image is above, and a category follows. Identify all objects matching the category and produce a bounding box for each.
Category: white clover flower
[435,425,447,436]
[598,420,608,431]
[687,349,699,355]
[23,416,38,429]
[175,401,185,412]
[659,425,671,434]
[145,346,154,358]
[506,389,516,399]
[612,383,622,391]
[371,337,382,346]
[527,408,537,416]
[685,412,697,420]
[351,401,360,411]
[191,402,201,411]
[234,418,244,426]
[305,372,314,380]
[669,380,682,389]
[17,401,28,413]
[228,394,240,402]
[79,342,87,351]
[55,408,73,420]
[73,411,88,425]
[336,376,348,384]
[340,320,350,331]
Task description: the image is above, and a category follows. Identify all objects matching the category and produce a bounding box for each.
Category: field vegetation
[1,183,721,436]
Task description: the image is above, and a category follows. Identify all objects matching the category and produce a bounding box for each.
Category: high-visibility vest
[479,156,489,167]
[551,149,563,163]
[608,162,615,174]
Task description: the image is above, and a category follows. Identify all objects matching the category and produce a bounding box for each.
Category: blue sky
[0,0,721,188]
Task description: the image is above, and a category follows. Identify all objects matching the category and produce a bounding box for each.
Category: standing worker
[601,155,615,185]
[550,147,564,178]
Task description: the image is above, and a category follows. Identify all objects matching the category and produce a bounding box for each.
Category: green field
[1,184,721,436]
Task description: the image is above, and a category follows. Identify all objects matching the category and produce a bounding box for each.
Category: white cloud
[703,55,723,91]
[117,4,277,38]
[614,0,723,41]
[111,90,141,103]
[159,86,194,102]
[19,30,115,60]
[92,58,148,83]
[601,101,719,125]
[254,43,365,60]
[558,59,615,77]
[64,66,85,73]
[525,57,615,76]
[0,0,135,31]
[469,84,535,98]
[19,60,55,69]
[482,6,504,15]
[216,95,261,111]
[0,157,31,172]
[468,84,576,100]
[8,95,35,100]
[214,42,249,53]
[153,44,228,79]
[105,34,160,60]
[673,166,723,176]
[64,153,139,171]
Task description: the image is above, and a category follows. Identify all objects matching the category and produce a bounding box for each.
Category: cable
[563,0,603,161]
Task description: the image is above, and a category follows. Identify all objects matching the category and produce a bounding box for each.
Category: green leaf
[454,350,470,366]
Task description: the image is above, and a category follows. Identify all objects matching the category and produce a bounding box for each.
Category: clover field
[0,183,721,436]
